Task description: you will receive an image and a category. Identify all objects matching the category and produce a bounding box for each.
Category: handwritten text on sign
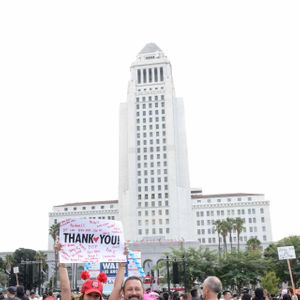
[277,246,296,260]
[59,219,126,263]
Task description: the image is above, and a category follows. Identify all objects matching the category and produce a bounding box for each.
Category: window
[148,69,152,83]
[154,68,158,82]
[160,67,164,81]
[143,69,147,83]
[137,69,141,84]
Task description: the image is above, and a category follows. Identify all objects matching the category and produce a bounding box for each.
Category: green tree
[261,271,280,296]
[217,250,267,291]
[213,220,222,259]
[219,220,229,254]
[49,222,60,289]
[264,236,300,286]
[247,237,262,252]
[226,218,235,252]
[13,248,37,290]
[34,251,48,294]
[233,217,245,252]
[164,246,218,289]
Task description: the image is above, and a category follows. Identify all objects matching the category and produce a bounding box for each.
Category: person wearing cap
[7,287,20,300]
[222,291,232,300]
[201,277,222,300]
[55,240,108,300]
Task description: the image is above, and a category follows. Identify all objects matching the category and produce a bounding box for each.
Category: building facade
[47,43,273,268]
[119,43,195,242]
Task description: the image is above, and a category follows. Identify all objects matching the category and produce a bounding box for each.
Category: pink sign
[59,218,126,263]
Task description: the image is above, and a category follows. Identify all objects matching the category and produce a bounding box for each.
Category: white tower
[119,43,195,242]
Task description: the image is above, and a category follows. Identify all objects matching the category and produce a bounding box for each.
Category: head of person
[122,276,144,300]
[30,292,36,299]
[202,277,222,300]
[16,286,25,298]
[191,289,198,299]
[223,291,232,300]
[80,272,107,300]
[254,288,264,300]
[7,287,17,299]
[242,294,251,300]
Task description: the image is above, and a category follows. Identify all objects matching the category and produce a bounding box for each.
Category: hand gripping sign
[59,218,126,263]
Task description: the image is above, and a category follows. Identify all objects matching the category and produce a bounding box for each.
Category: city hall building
[48,43,272,276]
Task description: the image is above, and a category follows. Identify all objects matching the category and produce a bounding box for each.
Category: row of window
[137,180,168,189]
[197,225,267,235]
[138,227,170,235]
[137,206,169,215]
[137,146,168,154]
[137,108,165,116]
[137,169,168,176]
[138,218,169,226]
[88,216,115,220]
[137,86,164,93]
[196,217,265,226]
[137,124,166,131]
[137,116,166,124]
[136,96,164,106]
[196,208,265,217]
[198,235,267,244]
[137,193,169,199]
[138,206,168,216]
[137,139,167,146]
[137,67,164,84]
[198,196,259,204]
[63,205,114,212]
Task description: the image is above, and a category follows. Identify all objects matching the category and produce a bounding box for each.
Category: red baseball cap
[81,280,103,296]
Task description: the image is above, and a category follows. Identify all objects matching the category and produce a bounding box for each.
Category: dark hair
[242,294,252,300]
[191,289,198,297]
[17,286,25,297]
[254,288,264,300]
[122,276,144,291]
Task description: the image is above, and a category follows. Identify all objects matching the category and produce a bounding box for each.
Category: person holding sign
[55,240,107,300]
[108,265,144,300]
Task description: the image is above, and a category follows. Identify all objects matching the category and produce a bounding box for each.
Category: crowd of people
[0,241,297,300]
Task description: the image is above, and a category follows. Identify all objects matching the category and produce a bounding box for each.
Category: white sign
[277,246,296,260]
[59,218,126,263]
[13,267,19,274]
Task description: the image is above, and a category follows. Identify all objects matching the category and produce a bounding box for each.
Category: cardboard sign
[277,246,296,260]
[59,218,126,263]
[13,267,19,274]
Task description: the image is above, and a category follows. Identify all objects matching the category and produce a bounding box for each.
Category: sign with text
[277,246,296,260]
[59,218,126,263]
[100,262,128,277]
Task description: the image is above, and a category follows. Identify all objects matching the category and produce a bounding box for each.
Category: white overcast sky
[0,1,299,252]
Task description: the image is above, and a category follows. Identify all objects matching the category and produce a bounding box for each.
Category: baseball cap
[8,286,17,294]
[81,280,103,296]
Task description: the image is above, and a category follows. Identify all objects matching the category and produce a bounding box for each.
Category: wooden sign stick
[287,259,295,291]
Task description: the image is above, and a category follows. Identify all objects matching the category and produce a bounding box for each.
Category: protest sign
[59,218,126,263]
[277,246,296,260]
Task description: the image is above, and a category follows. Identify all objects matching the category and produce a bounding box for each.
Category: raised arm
[108,246,128,300]
[55,240,72,300]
